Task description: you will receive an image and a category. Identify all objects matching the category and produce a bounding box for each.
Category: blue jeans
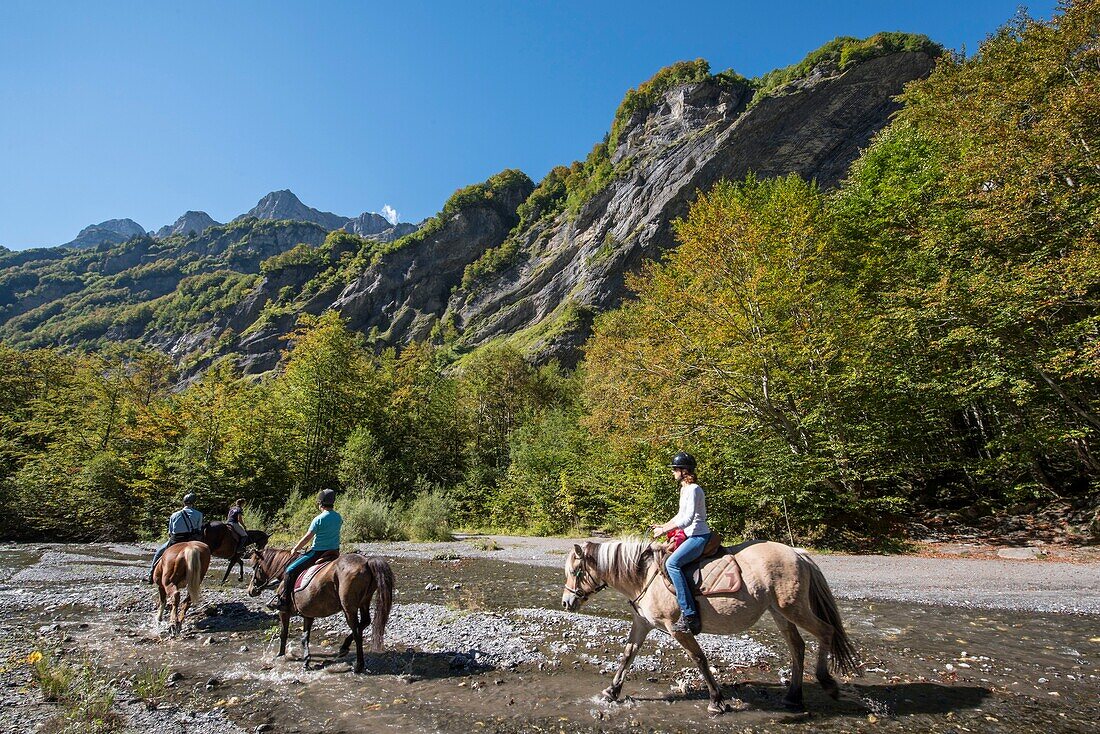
[666,533,710,619]
[282,550,325,597]
[149,540,173,578]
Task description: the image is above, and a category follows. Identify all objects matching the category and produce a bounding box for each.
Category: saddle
[293,550,340,592]
[658,532,743,597]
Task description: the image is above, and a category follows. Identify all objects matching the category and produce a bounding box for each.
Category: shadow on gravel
[692,680,992,717]
[193,602,274,632]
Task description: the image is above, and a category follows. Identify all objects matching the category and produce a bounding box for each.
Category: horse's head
[561,541,606,611]
[246,549,280,597]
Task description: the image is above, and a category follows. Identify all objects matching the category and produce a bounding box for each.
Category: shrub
[404,489,453,541]
[343,491,406,541]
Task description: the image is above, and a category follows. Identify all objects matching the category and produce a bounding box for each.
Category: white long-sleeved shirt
[671,483,710,537]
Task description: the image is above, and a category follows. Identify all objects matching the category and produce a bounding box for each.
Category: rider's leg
[148,539,173,583]
[666,534,709,631]
[270,550,319,610]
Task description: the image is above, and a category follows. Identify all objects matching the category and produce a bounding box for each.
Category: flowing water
[0,543,1097,733]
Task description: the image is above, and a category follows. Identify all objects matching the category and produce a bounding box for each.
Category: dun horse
[562,538,859,713]
[154,541,211,634]
[247,549,393,673]
[201,522,269,582]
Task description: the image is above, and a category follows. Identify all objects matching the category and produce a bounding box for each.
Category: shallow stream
[1,543,1097,733]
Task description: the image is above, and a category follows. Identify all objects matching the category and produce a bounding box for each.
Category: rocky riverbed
[1,539,1097,733]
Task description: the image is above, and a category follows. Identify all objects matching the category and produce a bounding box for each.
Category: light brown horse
[154,541,211,634]
[561,538,859,713]
[246,548,393,673]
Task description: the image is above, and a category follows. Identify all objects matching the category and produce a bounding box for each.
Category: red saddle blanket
[660,550,743,597]
[294,556,338,592]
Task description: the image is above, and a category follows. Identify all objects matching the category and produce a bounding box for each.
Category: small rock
[205,677,219,690]
[255,726,274,733]
[425,583,442,591]
[238,645,250,653]
[452,583,462,590]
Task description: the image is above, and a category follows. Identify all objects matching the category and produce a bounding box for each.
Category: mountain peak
[236,190,349,231]
[62,218,146,249]
[155,211,220,239]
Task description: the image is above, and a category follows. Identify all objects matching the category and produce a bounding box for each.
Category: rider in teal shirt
[269,489,342,611]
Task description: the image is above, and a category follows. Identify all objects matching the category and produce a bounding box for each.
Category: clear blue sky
[0,0,1058,249]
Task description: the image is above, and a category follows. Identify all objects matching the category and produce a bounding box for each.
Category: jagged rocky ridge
[0,42,938,374]
[155,211,221,239]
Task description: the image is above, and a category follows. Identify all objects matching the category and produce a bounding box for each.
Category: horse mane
[594,536,653,586]
[258,547,295,573]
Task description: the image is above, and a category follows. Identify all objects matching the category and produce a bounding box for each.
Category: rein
[628,564,661,616]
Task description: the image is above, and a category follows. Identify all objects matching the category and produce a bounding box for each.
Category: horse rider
[268,489,342,612]
[148,493,204,583]
[226,498,249,554]
[650,452,711,634]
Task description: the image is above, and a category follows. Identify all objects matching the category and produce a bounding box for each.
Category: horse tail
[184,544,203,606]
[800,552,859,676]
[366,556,393,651]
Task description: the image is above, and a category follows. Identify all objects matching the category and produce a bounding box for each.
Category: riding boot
[670,614,700,635]
[267,580,291,612]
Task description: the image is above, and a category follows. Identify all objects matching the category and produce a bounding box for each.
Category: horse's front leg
[603,615,651,702]
[155,584,166,626]
[221,556,234,584]
[170,588,182,635]
[276,611,290,659]
[673,632,728,714]
[237,557,245,582]
[301,617,314,670]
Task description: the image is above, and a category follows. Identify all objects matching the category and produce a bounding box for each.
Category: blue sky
[0,1,1058,249]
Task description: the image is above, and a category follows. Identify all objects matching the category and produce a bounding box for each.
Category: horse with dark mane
[562,537,859,714]
[247,548,393,673]
[201,522,269,582]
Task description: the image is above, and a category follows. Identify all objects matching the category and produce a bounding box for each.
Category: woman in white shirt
[650,452,711,634]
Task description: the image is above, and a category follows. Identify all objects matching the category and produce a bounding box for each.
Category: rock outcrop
[62,218,146,249]
[441,51,936,366]
[155,211,220,239]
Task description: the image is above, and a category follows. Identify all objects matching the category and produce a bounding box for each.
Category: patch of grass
[131,665,171,706]
[468,537,502,551]
[446,586,490,614]
[30,648,122,733]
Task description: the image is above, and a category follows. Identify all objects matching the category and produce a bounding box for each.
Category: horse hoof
[600,687,619,702]
[782,699,806,713]
[354,664,364,674]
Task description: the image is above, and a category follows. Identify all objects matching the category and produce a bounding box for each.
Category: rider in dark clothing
[148,493,203,583]
[226,498,249,554]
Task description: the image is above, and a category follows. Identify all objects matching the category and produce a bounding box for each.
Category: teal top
[308,509,342,551]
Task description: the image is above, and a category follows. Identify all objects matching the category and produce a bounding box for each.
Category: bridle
[248,551,282,593]
[563,558,606,601]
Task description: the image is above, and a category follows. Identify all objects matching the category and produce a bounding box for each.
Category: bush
[404,489,453,541]
[343,491,406,541]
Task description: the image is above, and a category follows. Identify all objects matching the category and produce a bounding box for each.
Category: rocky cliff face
[440,51,936,365]
[155,211,220,239]
[62,218,147,249]
[343,212,418,241]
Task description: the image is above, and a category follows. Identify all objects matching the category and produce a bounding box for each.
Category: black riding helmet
[669,451,697,472]
[317,488,337,508]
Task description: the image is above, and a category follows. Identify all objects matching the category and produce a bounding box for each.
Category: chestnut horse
[154,541,211,634]
[247,548,393,673]
[201,522,269,582]
[561,538,859,713]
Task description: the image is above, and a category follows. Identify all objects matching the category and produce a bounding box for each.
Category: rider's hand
[650,524,665,538]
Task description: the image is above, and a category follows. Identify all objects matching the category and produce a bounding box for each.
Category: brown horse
[155,541,211,634]
[561,538,859,713]
[246,548,393,673]
[201,522,269,582]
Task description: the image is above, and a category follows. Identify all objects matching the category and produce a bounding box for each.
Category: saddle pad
[662,551,743,597]
[294,559,335,592]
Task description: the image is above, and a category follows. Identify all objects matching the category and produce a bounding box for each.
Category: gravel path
[353,534,1100,615]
